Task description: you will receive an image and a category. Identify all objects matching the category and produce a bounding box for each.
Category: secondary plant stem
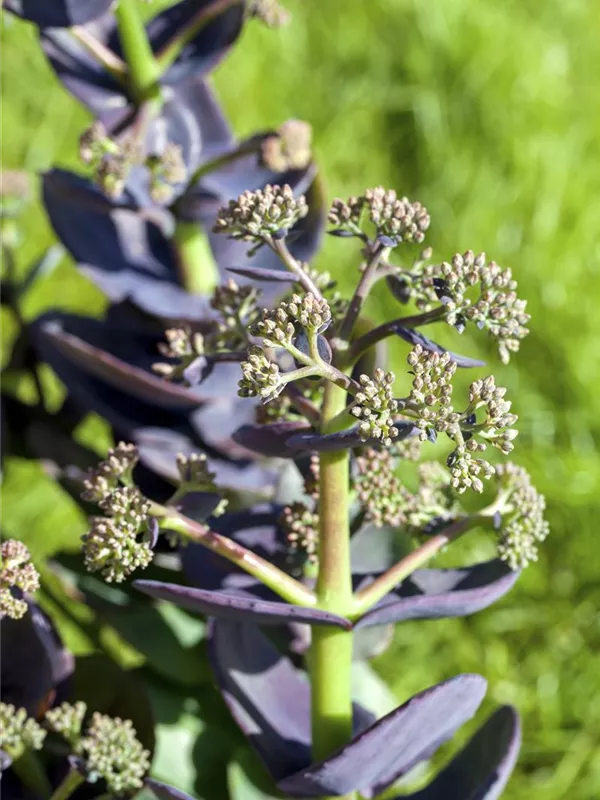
[337,243,390,342]
[310,380,354,775]
[48,768,85,800]
[152,504,316,607]
[350,516,477,618]
[114,0,161,101]
[71,27,128,77]
[268,236,326,300]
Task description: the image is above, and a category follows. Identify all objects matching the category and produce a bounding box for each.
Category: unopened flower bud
[0,540,39,619]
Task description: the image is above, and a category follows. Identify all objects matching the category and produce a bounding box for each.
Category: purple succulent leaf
[354,560,519,629]
[32,313,209,409]
[226,266,300,283]
[386,274,411,304]
[42,169,216,320]
[133,426,280,494]
[403,706,521,800]
[350,524,399,575]
[4,0,112,28]
[146,0,245,86]
[286,421,417,454]
[190,397,266,460]
[208,620,375,783]
[134,579,351,629]
[278,674,487,798]
[392,327,485,368]
[40,17,126,120]
[232,421,311,457]
[181,506,284,593]
[146,777,197,800]
[1,600,74,716]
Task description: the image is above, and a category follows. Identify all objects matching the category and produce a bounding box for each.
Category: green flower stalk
[0,539,40,619]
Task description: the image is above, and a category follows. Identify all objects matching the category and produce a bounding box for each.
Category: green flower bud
[495,464,549,570]
[45,701,87,747]
[260,120,312,172]
[246,0,291,27]
[0,539,40,620]
[0,703,46,759]
[351,369,399,447]
[81,516,153,583]
[81,443,139,503]
[364,187,430,245]
[238,346,283,401]
[280,502,319,571]
[354,448,410,528]
[213,184,308,243]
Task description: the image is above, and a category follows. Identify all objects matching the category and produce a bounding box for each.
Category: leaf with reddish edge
[4,0,112,29]
[392,327,486,368]
[232,422,311,458]
[404,706,521,800]
[33,313,207,409]
[278,674,487,798]
[208,621,375,783]
[146,778,197,800]
[353,560,519,629]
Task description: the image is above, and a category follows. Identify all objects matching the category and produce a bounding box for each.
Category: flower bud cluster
[405,462,458,534]
[252,293,332,348]
[80,445,154,583]
[79,712,151,794]
[146,142,187,203]
[238,346,283,401]
[354,448,410,527]
[254,393,294,423]
[176,452,217,492]
[467,376,519,454]
[210,279,261,350]
[45,701,86,746]
[213,184,308,243]
[495,464,549,570]
[416,251,530,363]
[407,345,459,440]
[246,0,291,27]
[327,195,364,234]
[303,454,320,499]
[46,703,150,795]
[81,442,139,502]
[260,120,312,172]
[279,503,319,568]
[364,187,430,245]
[446,447,496,494]
[390,435,422,461]
[80,122,142,200]
[0,703,46,757]
[0,540,40,620]
[153,326,206,381]
[351,369,399,447]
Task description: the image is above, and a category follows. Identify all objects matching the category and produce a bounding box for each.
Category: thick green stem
[114,0,161,101]
[172,221,220,294]
[9,749,53,798]
[310,381,354,780]
[49,768,85,800]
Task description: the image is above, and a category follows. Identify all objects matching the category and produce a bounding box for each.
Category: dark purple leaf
[208,620,375,783]
[278,674,487,797]
[405,706,521,800]
[147,0,245,86]
[393,327,485,368]
[1,601,74,716]
[190,397,265,460]
[33,313,207,409]
[5,0,112,28]
[41,19,126,121]
[42,170,217,319]
[327,228,358,238]
[232,421,311,457]
[286,421,417,454]
[226,266,299,283]
[146,778,197,800]
[377,234,398,247]
[354,560,519,629]
[134,579,351,629]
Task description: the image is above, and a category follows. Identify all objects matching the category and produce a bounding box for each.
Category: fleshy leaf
[208,620,375,783]
[42,169,214,319]
[148,0,245,86]
[286,421,416,454]
[354,560,519,629]
[392,327,485,368]
[232,421,311,457]
[405,706,521,800]
[134,580,351,629]
[1,600,74,716]
[278,674,487,797]
[5,0,112,28]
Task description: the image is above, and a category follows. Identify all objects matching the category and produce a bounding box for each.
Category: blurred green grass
[2,1,600,797]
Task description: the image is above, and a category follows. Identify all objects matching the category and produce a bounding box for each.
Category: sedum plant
[0,1,547,799]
